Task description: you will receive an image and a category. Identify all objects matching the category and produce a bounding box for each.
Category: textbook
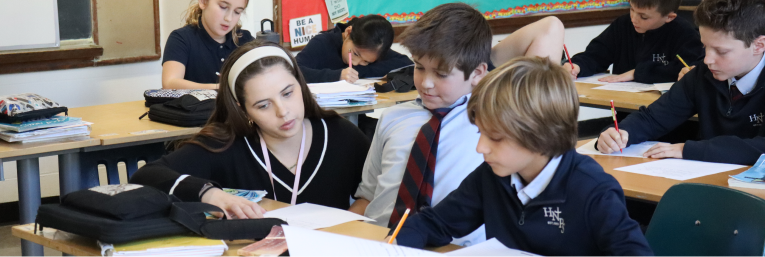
[0,116,82,132]
[0,121,91,143]
[98,235,227,256]
[729,154,765,189]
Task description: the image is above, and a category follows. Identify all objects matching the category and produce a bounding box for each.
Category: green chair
[645,183,765,256]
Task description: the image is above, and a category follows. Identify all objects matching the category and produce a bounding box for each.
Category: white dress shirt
[509,156,562,205]
[355,94,486,246]
[728,54,765,95]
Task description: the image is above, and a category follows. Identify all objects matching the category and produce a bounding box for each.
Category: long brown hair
[183,0,248,46]
[183,40,339,152]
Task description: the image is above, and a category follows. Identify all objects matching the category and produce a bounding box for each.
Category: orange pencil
[610,100,622,153]
[388,208,410,244]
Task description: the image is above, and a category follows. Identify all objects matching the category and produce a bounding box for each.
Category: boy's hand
[678,65,695,81]
[201,188,266,219]
[562,63,580,79]
[643,143,684,159]
[341,68,359,83]
[597,128,629,154]
[599,70,635,83]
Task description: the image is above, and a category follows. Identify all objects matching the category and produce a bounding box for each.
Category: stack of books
[0,116,92,143]
[728,154,765,189]
[308,81,377,108]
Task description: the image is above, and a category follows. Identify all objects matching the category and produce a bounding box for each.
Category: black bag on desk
[146,93,216,127]
[374,66,415,93]
[35,184,287,244]
[143,89,218,107]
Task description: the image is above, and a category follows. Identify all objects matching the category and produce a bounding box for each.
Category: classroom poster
[289,14,322,48]
[281,0,328,44]
[342,0,629,24]
[325,0,349,23]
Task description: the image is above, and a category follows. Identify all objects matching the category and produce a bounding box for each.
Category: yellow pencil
[676,54,690,69]
[388,208,410,244]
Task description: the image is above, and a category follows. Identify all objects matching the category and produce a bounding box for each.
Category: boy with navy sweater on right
[597,0,765,165]
[392,57,653,256]
[564,0,704,83]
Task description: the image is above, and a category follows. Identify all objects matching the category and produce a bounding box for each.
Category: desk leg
[345,114,359,126]
[56,154,78,257]
[17,158,43,256]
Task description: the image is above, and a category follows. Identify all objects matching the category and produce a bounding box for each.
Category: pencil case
[143,89,217,107]
[0,93,68,123]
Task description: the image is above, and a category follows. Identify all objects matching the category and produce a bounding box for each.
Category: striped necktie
[388,106,456,228]
[731,83,744,103]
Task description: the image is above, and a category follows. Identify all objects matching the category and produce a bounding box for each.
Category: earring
[248,120,254,126]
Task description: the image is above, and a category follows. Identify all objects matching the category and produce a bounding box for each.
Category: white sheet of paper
[576,139,659,158]
[593,82,655,92]
[282,225,441,256]
[615,159,747,181]
[576,73,610,84]
[355,79,383,86]
[444,238,538,256]
[264,203,375,230]
[652,82,674,91]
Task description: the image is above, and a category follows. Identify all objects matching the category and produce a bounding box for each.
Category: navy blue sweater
[611,63,765,165]
[295,23,413,83]
[570,14,704,83]
[395,150,653,256]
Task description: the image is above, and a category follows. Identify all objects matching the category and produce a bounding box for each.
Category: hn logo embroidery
[653,54,669,65]
[543,207,565,233]
[751,113,764,126]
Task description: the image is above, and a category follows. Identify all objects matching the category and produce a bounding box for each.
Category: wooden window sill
[0,43,104,74]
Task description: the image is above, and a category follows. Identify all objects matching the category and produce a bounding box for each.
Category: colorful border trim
[343,0,629,24]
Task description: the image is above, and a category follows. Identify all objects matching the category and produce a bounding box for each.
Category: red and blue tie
[389,107,455,228]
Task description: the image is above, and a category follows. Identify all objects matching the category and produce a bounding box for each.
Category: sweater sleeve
[128,141,220,202]
[683,135,765,165]
[395,165,486,249]
[613,68,701,147]
[570,19,620,77]
[354,50,413,79]
[587,183,653,256]
[633,27,704,83]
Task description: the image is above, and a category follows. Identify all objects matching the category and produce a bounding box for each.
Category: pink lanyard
[258,122,306,205]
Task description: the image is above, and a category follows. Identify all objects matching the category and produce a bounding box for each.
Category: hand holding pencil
[596,101,630,154]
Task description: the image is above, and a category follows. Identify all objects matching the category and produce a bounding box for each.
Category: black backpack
[35,184,286,243]
[144,94,215,127]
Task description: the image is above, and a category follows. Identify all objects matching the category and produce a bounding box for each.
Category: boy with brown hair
[350,3,564,246]
[598,0,765,165]
[391,57,653,255]
[564,0,704,83]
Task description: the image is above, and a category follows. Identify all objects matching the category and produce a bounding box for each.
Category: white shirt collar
[415,93,471,109]
[728,54,765,95]
[510,155,562,205]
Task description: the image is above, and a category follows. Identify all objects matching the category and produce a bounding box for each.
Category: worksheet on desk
[576,73,610,84]
[615,159,747,181]
[593,82,655,92]
[264,203,375,230]
[576,139,659,158]
[283,225,439,256]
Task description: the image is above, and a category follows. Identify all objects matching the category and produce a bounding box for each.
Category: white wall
[0,1,608,203]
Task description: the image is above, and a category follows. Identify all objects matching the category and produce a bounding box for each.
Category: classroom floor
[0,223,61,256]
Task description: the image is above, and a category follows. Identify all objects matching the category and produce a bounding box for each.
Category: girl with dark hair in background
[296,15,413,83]
[131,40,370,218]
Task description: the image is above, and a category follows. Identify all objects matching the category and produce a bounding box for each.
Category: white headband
[227,46,295,102]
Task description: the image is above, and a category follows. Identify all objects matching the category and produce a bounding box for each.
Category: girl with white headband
[131,40,371,219]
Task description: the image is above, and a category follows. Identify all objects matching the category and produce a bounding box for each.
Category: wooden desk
[0,137,101,256]
[576,82,662,112]
[12,199,459,256]
[576,140,762,202]
[378,90,419,103]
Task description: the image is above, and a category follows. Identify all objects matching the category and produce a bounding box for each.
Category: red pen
[564,44,575,78]
[610,100,622,153]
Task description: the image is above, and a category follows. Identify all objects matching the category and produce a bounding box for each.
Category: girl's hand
[201,188,266,219]
[341,68,359,83]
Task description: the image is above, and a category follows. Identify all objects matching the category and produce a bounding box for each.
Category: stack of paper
[0,116,92,143]
[729,154,765,189]
[577,74,673,93]
[576,139,659,158]
[308,81,377,108]
[98,235,228,256]
[282,225,537,256]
